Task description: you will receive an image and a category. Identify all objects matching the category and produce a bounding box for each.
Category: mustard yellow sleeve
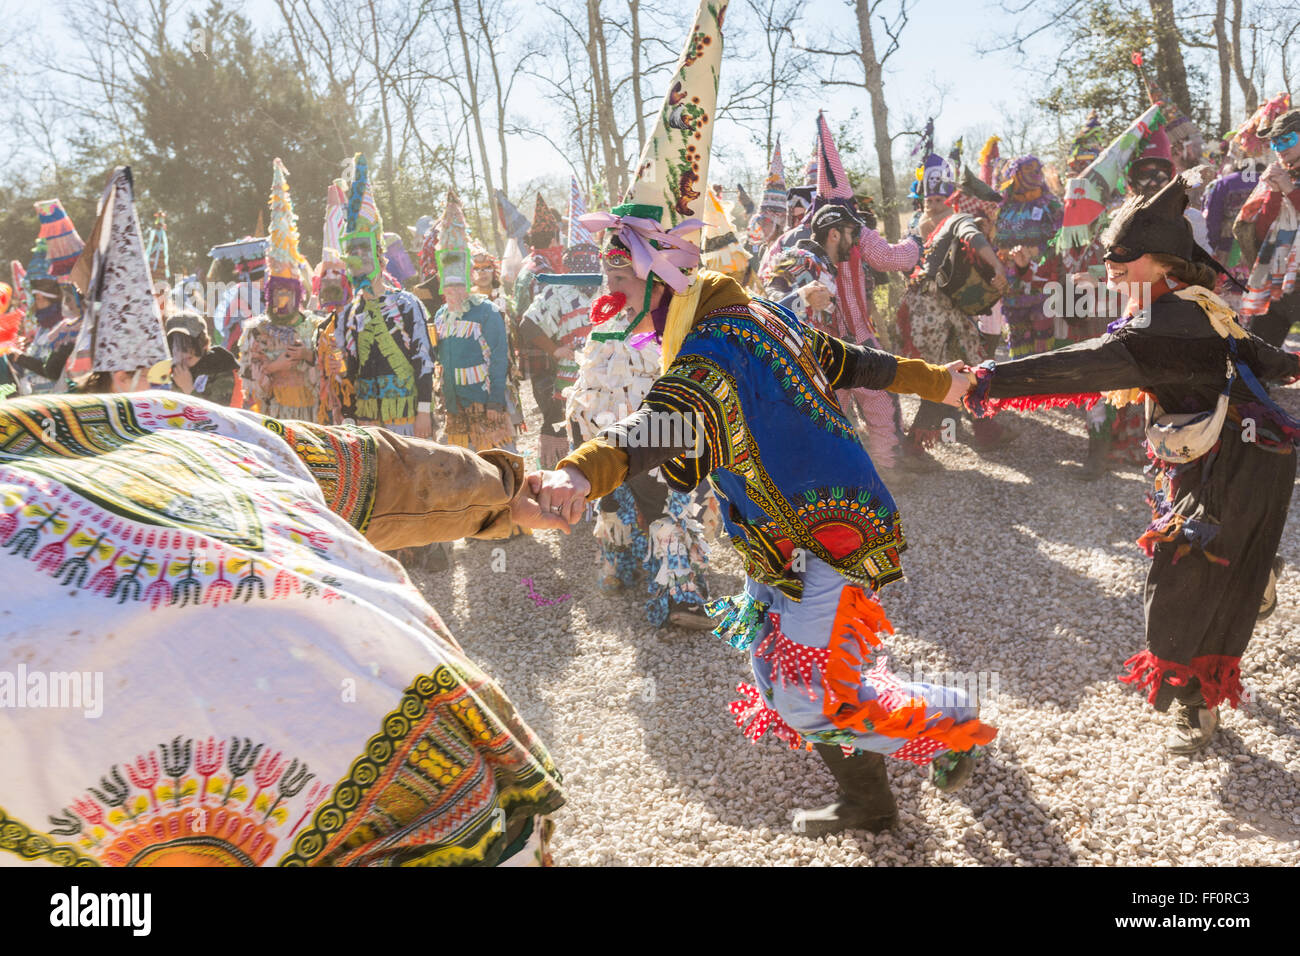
[887,358,952,404]
[557,437,630,500]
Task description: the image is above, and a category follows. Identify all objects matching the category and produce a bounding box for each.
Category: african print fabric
[643,296,905,600]
[0,393,563,867]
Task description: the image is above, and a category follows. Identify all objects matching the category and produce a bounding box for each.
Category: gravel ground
[414,380,1300,867]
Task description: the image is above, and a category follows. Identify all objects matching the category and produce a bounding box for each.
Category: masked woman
[964,175,1300,753]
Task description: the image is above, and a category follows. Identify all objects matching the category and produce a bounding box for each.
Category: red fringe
[982,392,1102,414]
[1119,650,1244,710]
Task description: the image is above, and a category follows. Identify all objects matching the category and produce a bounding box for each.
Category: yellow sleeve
[557,437,630,500]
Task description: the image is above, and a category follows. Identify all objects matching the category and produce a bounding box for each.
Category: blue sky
[13,0,1291,193]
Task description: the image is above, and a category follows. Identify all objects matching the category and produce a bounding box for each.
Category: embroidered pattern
[260,418,377,532]
[281,665,564,867]
[0,395,353,609]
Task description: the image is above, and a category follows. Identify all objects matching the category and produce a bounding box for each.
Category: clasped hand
[510,465,592,533]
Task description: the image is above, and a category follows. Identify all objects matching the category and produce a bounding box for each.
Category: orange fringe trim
[821,586,998,751]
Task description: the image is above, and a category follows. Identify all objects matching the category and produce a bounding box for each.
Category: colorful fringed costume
[337,291,436,435]
[433,295,514,451]
[966,283,1300,711]
[562,273,997,762]
[566,319,713,626]
[0,392,563,867]
[995,157,1065,357]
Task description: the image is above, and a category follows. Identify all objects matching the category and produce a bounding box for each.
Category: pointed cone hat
[435,188,470,288]
[578,0,728,369]
[76,167,168,372]
[344,154,382,237]
[568,176,595,247]
[814,112,854,207]
[615,0,725,231]
[978,136,1002,185]
[760,136,787,218]
[701,186,748,277]
[583,0,726,274]
[321,177,348,269]
[267,158,309,290]
[495,190,531,242]
[1067,112,1104,173]
[34,199,84,278]
[527,194,562,249]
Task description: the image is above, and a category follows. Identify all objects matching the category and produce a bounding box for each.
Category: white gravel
[413,381,1300,866]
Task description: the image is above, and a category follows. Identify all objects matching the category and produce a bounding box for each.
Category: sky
[11,0,1292,198]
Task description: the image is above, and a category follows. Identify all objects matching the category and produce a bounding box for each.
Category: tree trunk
[479,0,511,252]
[1146,0,1192,116]
[452,0,500,249]
[629,0,647,151]
[1213,0,1232,134]
[1229,0,1258,114]
[367,0,399,233]
[587,0,623,202]
[856,0,899,241]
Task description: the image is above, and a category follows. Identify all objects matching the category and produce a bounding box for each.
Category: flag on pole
[568,176,595,247]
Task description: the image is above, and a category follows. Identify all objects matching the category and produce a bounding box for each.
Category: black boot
[1073,430,1108,482]
[797,744,898,837]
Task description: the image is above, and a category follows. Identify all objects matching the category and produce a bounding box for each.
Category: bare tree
[804,0,913,241]
[1212,0,1233,132]
[1230,0,1260,112]
[728,0,812,164]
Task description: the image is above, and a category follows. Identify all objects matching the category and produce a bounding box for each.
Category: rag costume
[336,156,436,436]
[1059,106,1174,473]
[311,199,355,427]
[995,156,1064,357]
[240,159,321,422]
[966,176,1300,733]
[565,285,713,628]
[895,182,1007,448]
[1234,107,1300,347]
[513,195,569,446]
[0,392,563,866]
[470,242,526,439]
[569,0,995,822]
[747,138,788,268]
[431,191,514,452]
[520,243,600,466]
[13,201,84,396]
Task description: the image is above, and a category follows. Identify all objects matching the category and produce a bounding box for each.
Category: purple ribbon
[578,211,704,293]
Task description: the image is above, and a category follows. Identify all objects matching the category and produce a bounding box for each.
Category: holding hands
[942,360,978,407]
[511,465,591,533]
